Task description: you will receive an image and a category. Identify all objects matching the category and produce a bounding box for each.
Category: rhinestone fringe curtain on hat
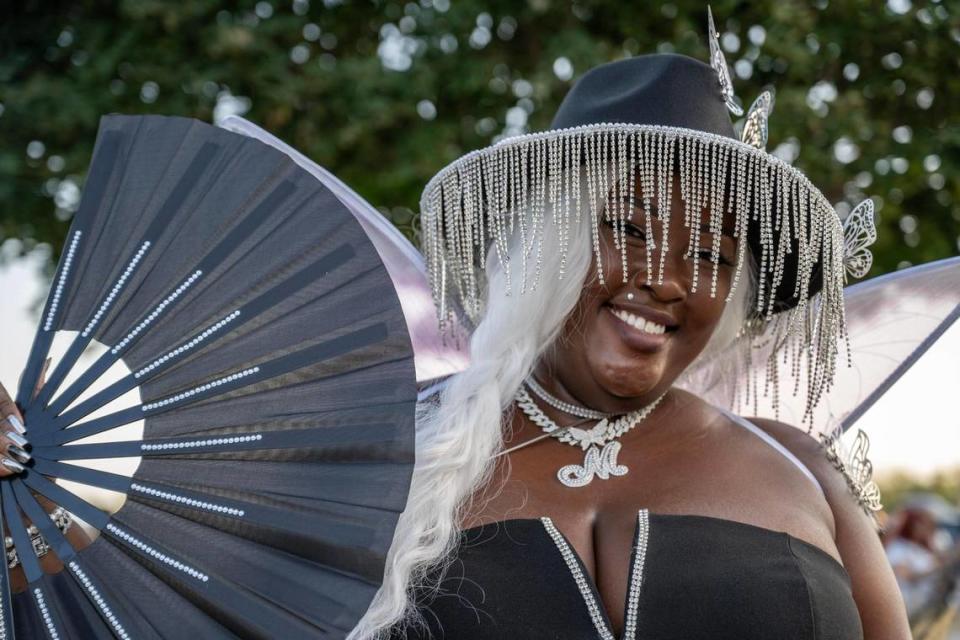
[420,123,848,427]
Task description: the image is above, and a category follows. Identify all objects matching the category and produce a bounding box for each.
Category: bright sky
[2,247,957,480]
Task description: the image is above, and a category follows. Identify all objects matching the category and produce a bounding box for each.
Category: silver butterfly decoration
[740,90,775,150]
[708,6,744,116]
[821,429,884,516]
[842,198,877,281]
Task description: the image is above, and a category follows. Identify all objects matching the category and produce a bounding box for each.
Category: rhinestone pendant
[557,441,629,488]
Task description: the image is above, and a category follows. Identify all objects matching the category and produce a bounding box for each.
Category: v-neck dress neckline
[539,510,649,640]
[458,509,850,640]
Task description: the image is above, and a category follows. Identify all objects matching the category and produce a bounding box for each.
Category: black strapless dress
[391,509,862,639]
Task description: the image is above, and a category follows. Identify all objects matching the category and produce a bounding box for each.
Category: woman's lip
[604,306,671,352]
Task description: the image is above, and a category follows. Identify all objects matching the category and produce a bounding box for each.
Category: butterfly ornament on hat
[419,9,878,498]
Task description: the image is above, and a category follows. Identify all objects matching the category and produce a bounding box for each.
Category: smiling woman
[350,10,909,640]
[539,170,751,416]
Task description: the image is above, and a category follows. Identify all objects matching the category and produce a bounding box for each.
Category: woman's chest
[403,513,861,640]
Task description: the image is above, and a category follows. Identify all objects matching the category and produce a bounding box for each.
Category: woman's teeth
[611,308,667,335]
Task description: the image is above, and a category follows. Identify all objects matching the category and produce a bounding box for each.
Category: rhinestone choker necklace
[524,376,614,421]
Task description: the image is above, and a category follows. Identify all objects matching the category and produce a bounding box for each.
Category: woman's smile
[603,303,676,353]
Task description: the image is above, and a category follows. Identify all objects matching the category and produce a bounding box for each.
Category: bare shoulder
[745,417,880,531]
[746,417,912,639]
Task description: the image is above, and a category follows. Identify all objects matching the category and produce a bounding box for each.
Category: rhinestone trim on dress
[540,517,616,640]
[622,510,650,640]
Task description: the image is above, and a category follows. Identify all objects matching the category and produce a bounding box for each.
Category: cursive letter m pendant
[557,441,629,488]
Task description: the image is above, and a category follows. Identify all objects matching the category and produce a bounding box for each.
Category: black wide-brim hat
[418,12,865,422]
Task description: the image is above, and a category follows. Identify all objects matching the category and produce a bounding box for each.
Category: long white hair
[348,164,756,639]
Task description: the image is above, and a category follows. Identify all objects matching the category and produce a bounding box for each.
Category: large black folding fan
[3,115,417,638]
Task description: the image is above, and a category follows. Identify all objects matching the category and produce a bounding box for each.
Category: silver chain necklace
[524,376,614,420]
[516,382,665,488]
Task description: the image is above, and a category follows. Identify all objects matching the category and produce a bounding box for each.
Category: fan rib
[1,482,45,583]
[16,129,123,408]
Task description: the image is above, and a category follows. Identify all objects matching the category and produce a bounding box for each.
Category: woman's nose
[632,243,690,302]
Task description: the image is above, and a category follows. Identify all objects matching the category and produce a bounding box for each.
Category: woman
[351,13,910,640]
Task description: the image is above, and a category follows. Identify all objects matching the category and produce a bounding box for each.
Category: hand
[1,359,92,592]
[0,359,46,478]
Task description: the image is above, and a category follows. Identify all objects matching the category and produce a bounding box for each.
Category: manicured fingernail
[5,431,28,448]
[1,458,25,473]
[8,446,30,463]
[5,415,25,435]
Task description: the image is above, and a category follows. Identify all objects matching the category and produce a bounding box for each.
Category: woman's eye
[694,248,733,266]
[603,218,648,242]
[623,222,646,240]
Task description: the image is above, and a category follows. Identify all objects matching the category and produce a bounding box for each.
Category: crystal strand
[564,134,574,275]
[514,145,529,294]
[618,129,629,281]
[690,139,705,293]
[461,162,476,312]
[586,132,604,285]
[598,129,612,282]
[658,134,676,285]
[708,143,722,298]
[488,150,511,294]
[640,131,654,285]
[449,170,466,304]
[651,133,666,286]
[572,134,582,225]
[726,149,750,303]
[532,138,546,290]
[754,157,769,314]
[553,135,565,277]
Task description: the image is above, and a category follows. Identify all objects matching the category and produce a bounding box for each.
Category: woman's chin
[592,360,666,402]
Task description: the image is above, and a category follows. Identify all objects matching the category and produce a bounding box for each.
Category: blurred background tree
[1,0,957,273]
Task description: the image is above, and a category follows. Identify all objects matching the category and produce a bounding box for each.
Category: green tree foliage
[1,0,957,273]
[879,467,960,511]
